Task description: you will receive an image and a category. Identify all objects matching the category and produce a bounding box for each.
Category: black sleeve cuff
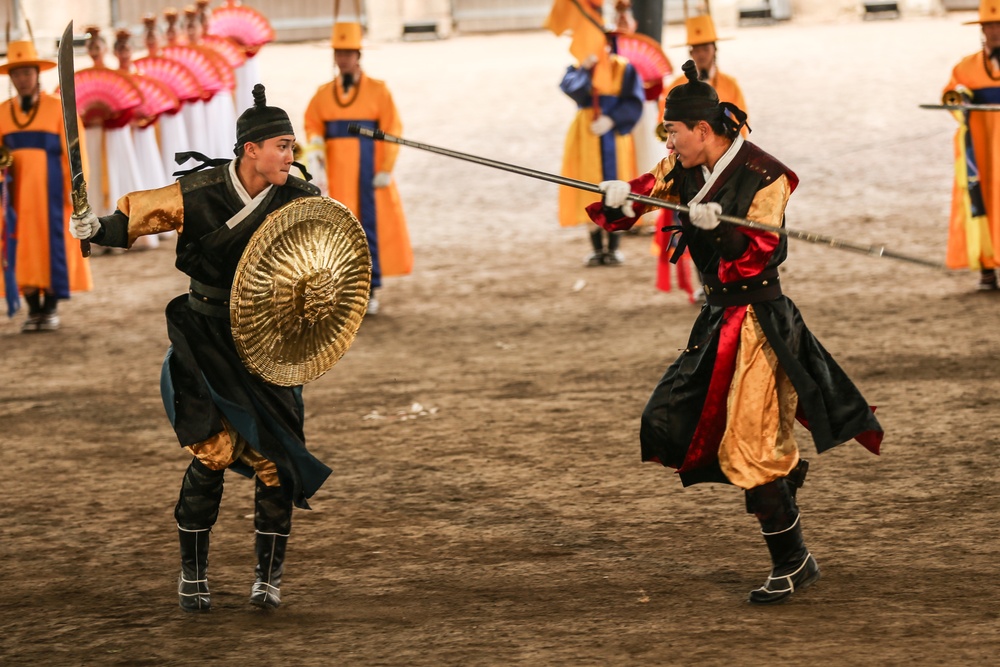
[94,211,130,248]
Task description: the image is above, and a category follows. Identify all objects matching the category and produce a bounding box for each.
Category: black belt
[187,278,231,319]
[702,268,782,308]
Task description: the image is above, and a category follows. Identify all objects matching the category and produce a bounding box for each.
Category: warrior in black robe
[71,84,326,612]
[588,61,884,604]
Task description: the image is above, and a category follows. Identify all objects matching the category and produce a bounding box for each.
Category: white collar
[225,159,273,229]
[689,134,745,206]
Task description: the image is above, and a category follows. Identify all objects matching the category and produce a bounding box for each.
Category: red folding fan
[202,34,248,69]
[611,31,673,83]
[72,68,143,129]
[159,45,224,97]
[194,45,236,92]
[133,56,204,103]
[131,74,181,124]
[207,5,275,50]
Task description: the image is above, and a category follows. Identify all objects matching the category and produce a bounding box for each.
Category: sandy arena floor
[3,11,999,666]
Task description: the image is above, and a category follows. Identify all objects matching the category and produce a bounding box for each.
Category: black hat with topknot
[234,84,295,154]
[663,60,749,134]
[663,60,720,122]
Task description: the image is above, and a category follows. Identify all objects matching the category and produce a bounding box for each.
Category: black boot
[586,227,605,266]
[249,530,289,609]
[174,459,224,612]
[21,289,42,332]
[745,475,820,604]
[177,526,212,612]
[249,478,292,609]
[604,230,624,265]
[749,515,820,604]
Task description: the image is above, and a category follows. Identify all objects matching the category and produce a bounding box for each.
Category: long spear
[347,124,945,270]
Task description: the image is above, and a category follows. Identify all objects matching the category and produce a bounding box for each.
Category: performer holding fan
[77,27,157,250]
[135,14,201,181]
[207,0,276,113]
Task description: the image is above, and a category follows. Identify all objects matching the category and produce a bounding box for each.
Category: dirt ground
[3,12,1000,666]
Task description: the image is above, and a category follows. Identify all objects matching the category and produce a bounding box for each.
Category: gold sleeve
[115,182,185,247]
[649,153,680,203]
[745,175,792,233]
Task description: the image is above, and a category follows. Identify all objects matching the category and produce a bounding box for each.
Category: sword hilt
[72,181,91,257]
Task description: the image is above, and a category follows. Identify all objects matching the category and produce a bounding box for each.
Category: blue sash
[324,119,382,287]
[4,130,69,299]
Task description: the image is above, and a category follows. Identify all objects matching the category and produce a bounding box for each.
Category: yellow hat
[680,15,731,47]
[331,22,362,50]
[964,0,1000,24]
[0,40,56,75]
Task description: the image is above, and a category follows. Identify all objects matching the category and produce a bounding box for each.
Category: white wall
[786,0,945,22]
[18,0,109,55]
[17,0,952,53]
[368,0,453,41]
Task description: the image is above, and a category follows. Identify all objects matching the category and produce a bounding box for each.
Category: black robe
[98,165,330,508]
[589,141,884,487]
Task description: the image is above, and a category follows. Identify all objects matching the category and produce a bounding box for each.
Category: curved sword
[56,21,90,257]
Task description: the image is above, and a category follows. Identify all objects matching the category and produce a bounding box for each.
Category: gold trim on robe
[185,418,281,487]
[115,181,185,247]
[718,306,800,489]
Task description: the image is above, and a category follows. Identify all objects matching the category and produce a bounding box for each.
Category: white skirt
[106,125,159,249]
[234,58,260,115]
[160,111,194,176]
[132,124,169,190]
[180,100,212,158]
[204,92,238,159]
[83,125,109,216]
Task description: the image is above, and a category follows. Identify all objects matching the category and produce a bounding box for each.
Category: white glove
[305,137,326,189]
[688,201,722,230]
[599,180,635,218]
[71,208,100,240]
[580,54,598,70]
[372,171,391,188]
[589,114,614,136]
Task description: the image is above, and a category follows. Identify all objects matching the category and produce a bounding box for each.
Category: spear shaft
[348,124,945,270]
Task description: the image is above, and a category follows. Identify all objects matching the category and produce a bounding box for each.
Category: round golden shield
[231,196,371,386]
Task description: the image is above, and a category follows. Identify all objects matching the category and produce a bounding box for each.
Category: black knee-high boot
[589,227,605,254]
[249,478,292,609]
[174,459,225,612]
[24,290,41,315]
[604,230,623,265]
[744,468,820,604]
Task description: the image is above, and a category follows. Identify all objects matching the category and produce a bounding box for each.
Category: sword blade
[56,21,90,257]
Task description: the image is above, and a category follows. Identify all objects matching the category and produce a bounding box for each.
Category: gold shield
[230,196,371,386]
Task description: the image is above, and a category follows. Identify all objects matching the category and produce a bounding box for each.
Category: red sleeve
[585,172,657,231]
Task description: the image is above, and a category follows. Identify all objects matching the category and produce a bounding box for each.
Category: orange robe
[0,93,91,312]
[558,54,644,227]
[944,51,1000,270]
[304,73,412,287]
